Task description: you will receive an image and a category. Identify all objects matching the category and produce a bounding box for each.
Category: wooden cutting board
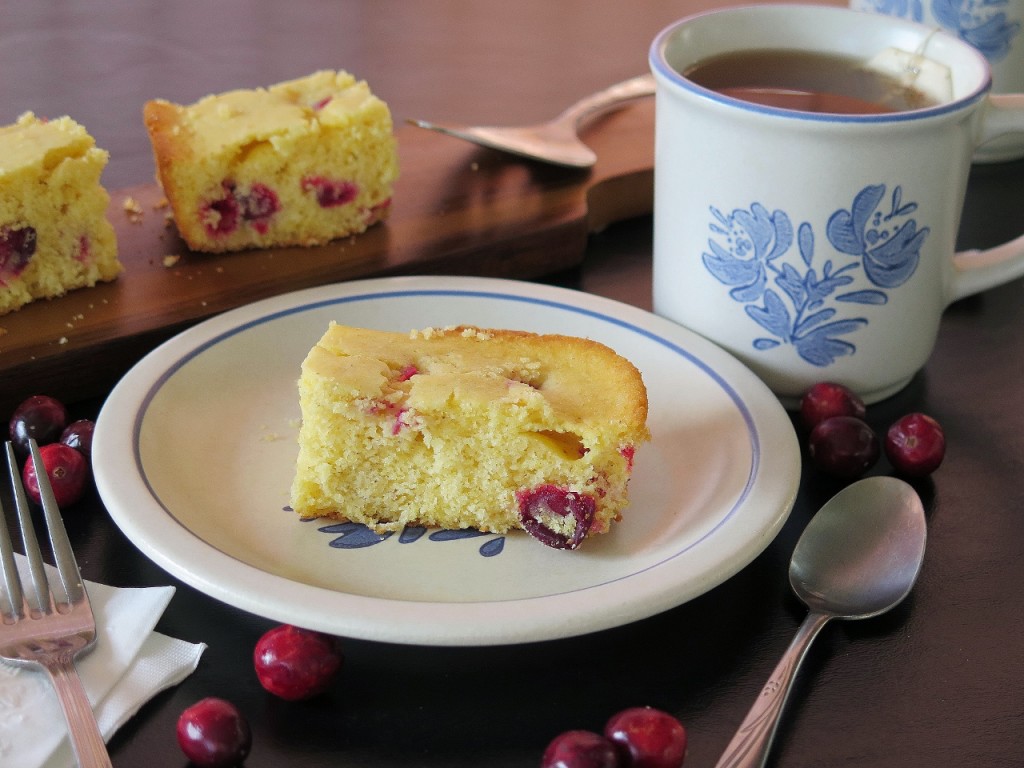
[0,99,654,414]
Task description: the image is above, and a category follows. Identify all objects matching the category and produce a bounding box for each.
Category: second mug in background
[850,0,1024,161]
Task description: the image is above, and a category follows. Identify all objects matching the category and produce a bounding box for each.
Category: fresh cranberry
[808,416,879,479]
[301,176,358,208]
[201,195,240,236]
[10,395,68,458]
[542,730,621,768]
[0,225,37,283]
[60,419,95,459]
[22,443,89,507]
[885,412,945,477]
[604,706,687,768]
[516,485,596,550]
[176,697,252,768]
[254,624,343,700]
[239,183,280,233]
[799,381,866,430]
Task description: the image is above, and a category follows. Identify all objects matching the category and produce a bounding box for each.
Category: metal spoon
[715,476,927,768]
[407,73,655,168]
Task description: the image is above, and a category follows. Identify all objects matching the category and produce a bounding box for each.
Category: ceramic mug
[649,3,1024,405]
[849,0,1024,160]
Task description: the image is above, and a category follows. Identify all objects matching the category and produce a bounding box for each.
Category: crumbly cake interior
[143,70,398,253]
[290,323,650,549]
[0,112,121,315]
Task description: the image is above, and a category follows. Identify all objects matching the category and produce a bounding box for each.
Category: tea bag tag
[866,45,954,104]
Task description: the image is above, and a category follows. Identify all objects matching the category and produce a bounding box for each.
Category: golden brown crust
[142,99,202,247]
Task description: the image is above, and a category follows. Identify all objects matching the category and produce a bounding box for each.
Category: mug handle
[950,94,1024,303]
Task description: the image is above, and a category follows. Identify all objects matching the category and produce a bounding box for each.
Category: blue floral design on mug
[703,184,928,366]
[861,0,1021,61]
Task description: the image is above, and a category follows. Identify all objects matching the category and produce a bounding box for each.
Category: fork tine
[0,461,22,620]
[26,440,85,605]
[5,442,50,614]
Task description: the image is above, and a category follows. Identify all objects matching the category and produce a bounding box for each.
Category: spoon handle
[714,611,832,768]
[555,74,655,128]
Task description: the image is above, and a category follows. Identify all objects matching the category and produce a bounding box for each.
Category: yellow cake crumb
[122,195,144,222]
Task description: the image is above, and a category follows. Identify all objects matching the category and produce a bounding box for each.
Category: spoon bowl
[716,476,926,768]
[790,476,927,619]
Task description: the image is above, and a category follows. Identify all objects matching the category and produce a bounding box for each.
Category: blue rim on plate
[93,276,800,646]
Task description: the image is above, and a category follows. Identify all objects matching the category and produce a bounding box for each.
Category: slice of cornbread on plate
[143,70,398,253]
[0,112,121,316]
[290,323,650,551]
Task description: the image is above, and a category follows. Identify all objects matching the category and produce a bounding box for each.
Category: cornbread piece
[291,324,650,550]
[143,70,398,253]
[0,112,120,315]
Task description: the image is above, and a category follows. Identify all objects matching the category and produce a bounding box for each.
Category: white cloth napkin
[0,556,206,768]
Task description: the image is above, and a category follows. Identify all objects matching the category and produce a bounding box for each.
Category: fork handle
[43,657,114,768]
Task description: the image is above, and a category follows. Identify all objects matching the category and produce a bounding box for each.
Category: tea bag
[865,35,954,107]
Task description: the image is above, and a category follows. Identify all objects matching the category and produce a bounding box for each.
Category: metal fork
[0,440,112,768]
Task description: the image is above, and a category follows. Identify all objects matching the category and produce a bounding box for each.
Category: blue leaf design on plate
[429,529,490,541]
[319,522,393,548]
[400,526,427,543]
[311,522,506,557]
[479,538,506,557]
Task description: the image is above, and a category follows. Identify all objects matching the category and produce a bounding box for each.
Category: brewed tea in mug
[683,49,940,114]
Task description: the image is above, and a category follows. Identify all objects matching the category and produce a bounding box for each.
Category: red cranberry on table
[604,706,688,768]
[253,624,344,700]
[885,412,946,477]
[808,416,880,479]
[60,419,96,459]
[9,394,68,458]
[799,381,866,430]
[176,697,252,768]
[541,730,621,768]
[22,443,89,507]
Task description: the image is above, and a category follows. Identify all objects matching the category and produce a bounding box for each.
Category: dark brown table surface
[4,1,1024,766]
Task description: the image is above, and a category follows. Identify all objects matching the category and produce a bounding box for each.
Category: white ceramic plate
[93,276,800,646]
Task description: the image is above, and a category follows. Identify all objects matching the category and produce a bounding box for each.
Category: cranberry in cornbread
[290,324,650,550]
[0,112,121,316]
[143,70,398,253]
